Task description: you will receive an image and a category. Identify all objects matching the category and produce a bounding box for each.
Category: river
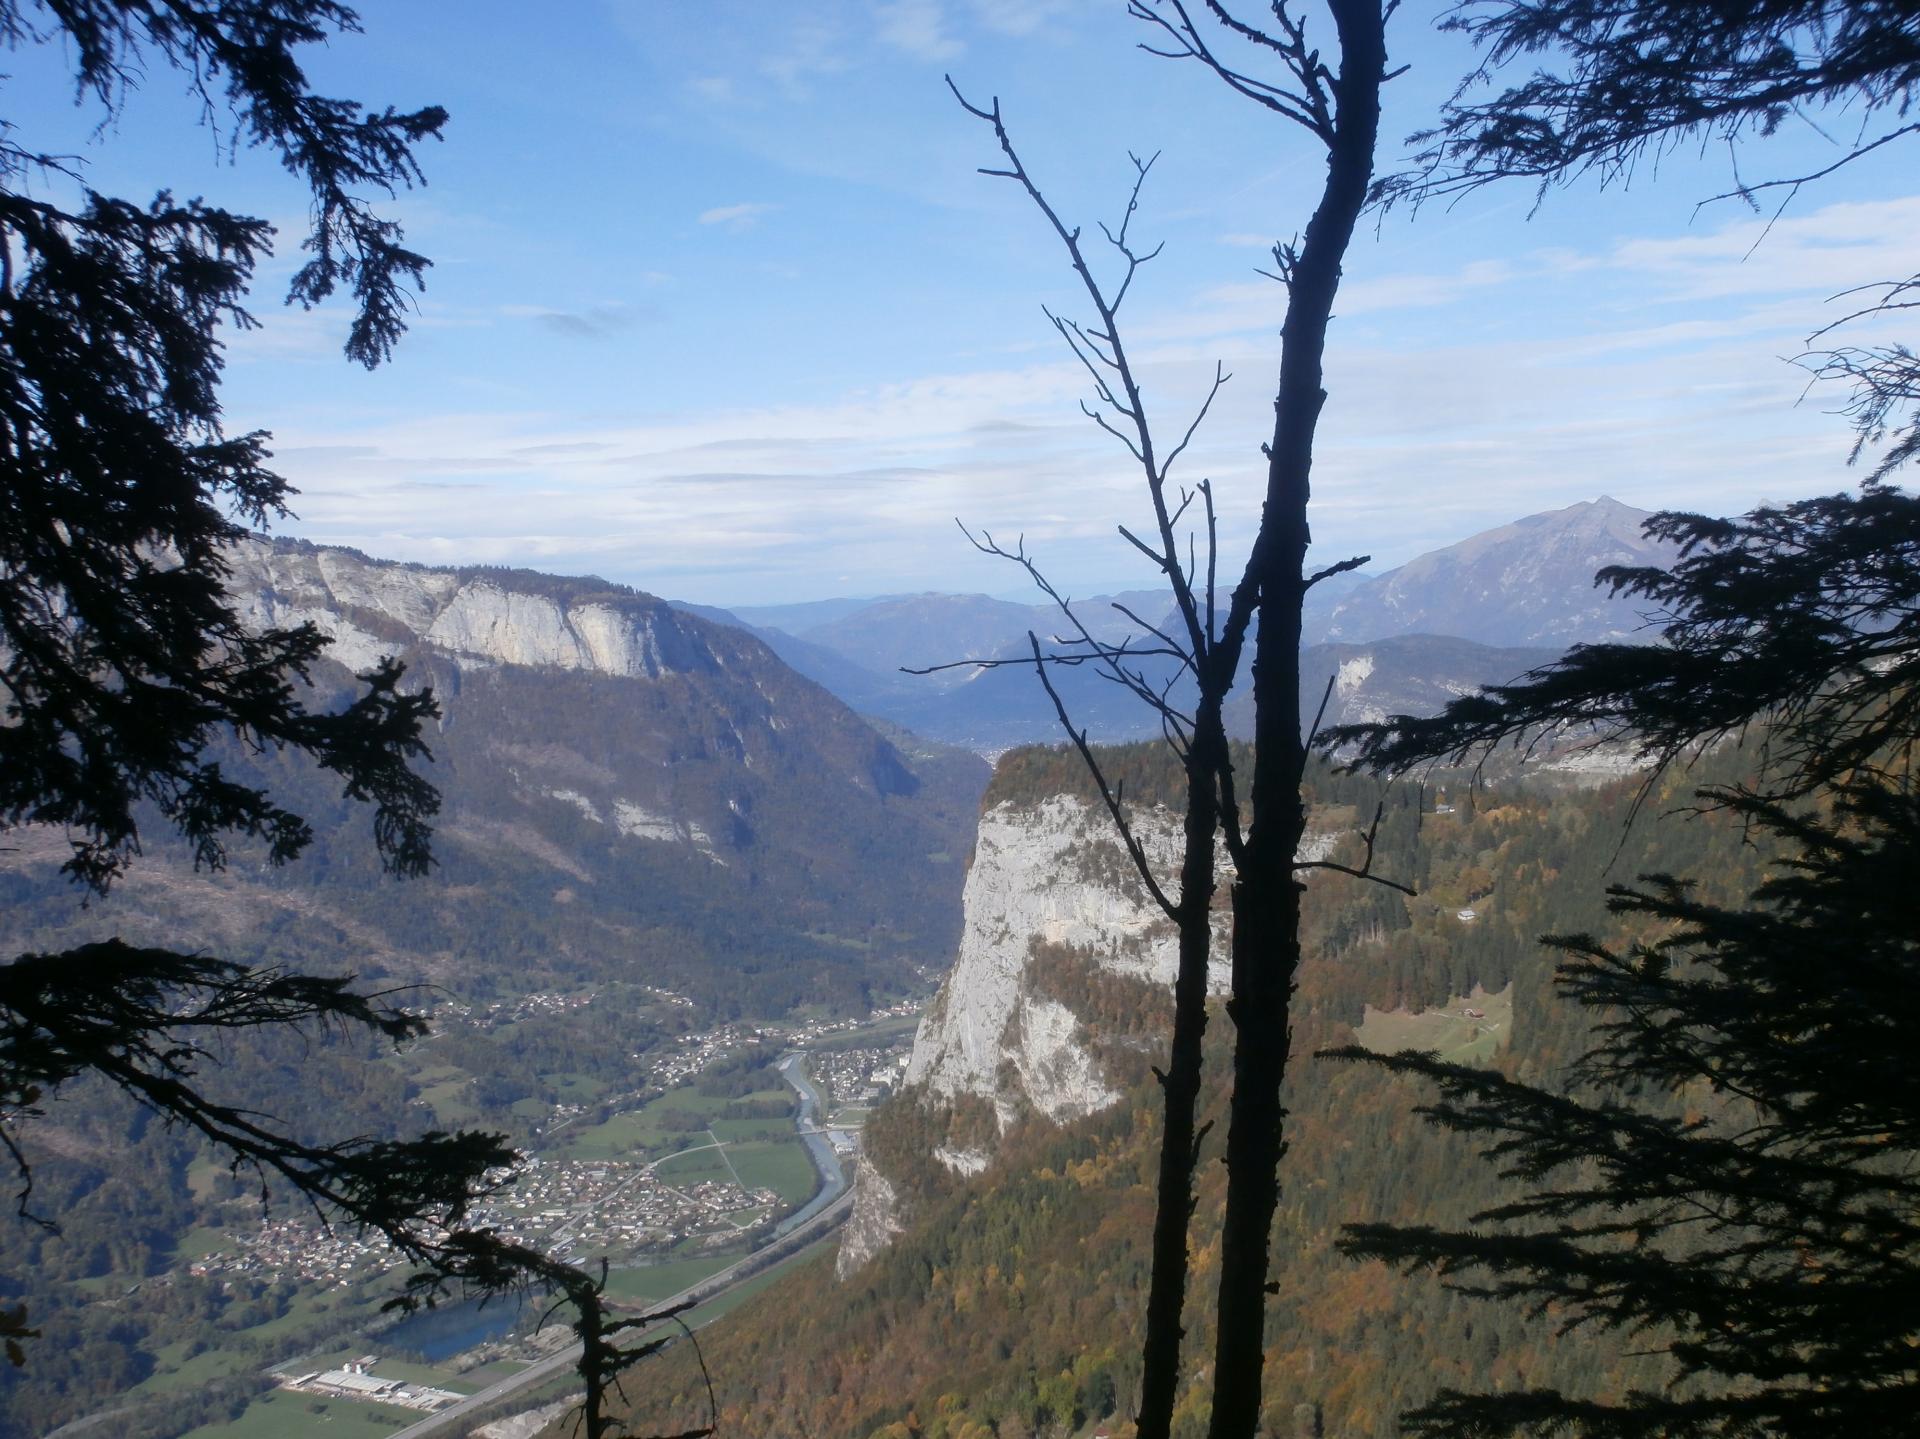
[774,1051,849,1235]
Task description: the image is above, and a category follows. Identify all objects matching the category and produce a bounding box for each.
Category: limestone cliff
[839,787,1220,1276]
[227,537,731,683]
[903,794,1223,1129]
[834,1154,907,1280]
[837,758,1371,1276]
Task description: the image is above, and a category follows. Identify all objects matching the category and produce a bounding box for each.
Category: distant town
[185,997,919,1298]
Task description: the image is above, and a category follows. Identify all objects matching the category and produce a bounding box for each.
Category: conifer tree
[0,14,703,1433]
[1315,10,1920,1425]
[1329,487,1920,1434]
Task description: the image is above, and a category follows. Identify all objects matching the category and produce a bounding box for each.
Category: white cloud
[268,194,1920,603]
[875,0,964,61]
[697,202,778,231]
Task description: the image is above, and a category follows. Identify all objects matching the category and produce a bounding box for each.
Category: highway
[387,1188,852,1438]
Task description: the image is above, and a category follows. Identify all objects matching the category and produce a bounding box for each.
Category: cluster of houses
[188,1003,912,1301]
[186,1215,393,1288]
[805,1043,912,1114]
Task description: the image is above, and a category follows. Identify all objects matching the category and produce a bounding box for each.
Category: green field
[1355,983,1514,1064]
[601,1255,736,1304]
[416,1075,483,1126]
[129,1343,252,1396]
[542,1071,609,1101]
[726,1140,819,1205]
[181,1389,416,1439]
[708,1114,792,1142]
[654,1145,732,1188]
[561,1087,794,1162]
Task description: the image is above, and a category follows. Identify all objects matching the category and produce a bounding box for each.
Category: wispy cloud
[501,302,657,339]
[698,202,778,231]
[875,0,964,61]
[267,194,1920,603]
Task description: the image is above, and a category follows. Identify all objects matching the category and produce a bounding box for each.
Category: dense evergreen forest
[626,746,1779,1439]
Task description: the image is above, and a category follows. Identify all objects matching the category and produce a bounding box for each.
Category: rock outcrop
[226,538,722,681]
[834,1154,907,1280]
[903,794,1219,1129]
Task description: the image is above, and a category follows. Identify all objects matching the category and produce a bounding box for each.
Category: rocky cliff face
[834,1154,908,1279]
[228,538,730,683]
[903,794,1223,1131]
[840,776,1290,1276]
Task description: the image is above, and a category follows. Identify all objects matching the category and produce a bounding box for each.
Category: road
[386,1052,854,1438]
[385,1189,853,1438]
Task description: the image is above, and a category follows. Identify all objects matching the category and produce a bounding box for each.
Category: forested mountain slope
[627,742,1776,1439]
[3,536,988,1015]
[0,538,988,1437]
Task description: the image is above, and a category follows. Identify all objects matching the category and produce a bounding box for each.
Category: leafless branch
[1293,798,1416,895]
[1306,554,1370,589]
[1127,0,1336,142]
[1027,632,1179,919]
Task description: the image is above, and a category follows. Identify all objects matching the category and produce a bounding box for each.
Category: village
[184,999,920,1293]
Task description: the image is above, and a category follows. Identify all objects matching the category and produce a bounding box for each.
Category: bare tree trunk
[1206,4,1386,1436]
[1137,703,1225,1439]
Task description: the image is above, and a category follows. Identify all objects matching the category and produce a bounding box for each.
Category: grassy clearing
[173,1223,236,1263]
[726,1140,818,1205]
[186,1157,223,1200]
[655,1147,730,1188]
[561,1086,790,1162]
[561,1109,658,1161]
[543,1072,609,1101]
[601,1255,735,1304]
[131,1344,252,1396]
[707,1115,790,1142]
[181,1389,416,1438]
[417,1076,481,1126]
[1355,983,1514,1064]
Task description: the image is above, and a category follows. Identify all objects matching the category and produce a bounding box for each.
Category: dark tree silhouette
[1129,6,1394,1436]
[1314,6,1920,1428]
[944,5,1398,1436]
[0,0,484,1247]
[0,11,675,1430]
[1326,487,1920,1434]
[929,112,1237,1439]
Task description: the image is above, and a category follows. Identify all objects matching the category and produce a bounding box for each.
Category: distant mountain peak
[1306,496,1675,648]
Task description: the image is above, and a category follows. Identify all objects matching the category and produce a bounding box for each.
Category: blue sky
[11,1,1917,604]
